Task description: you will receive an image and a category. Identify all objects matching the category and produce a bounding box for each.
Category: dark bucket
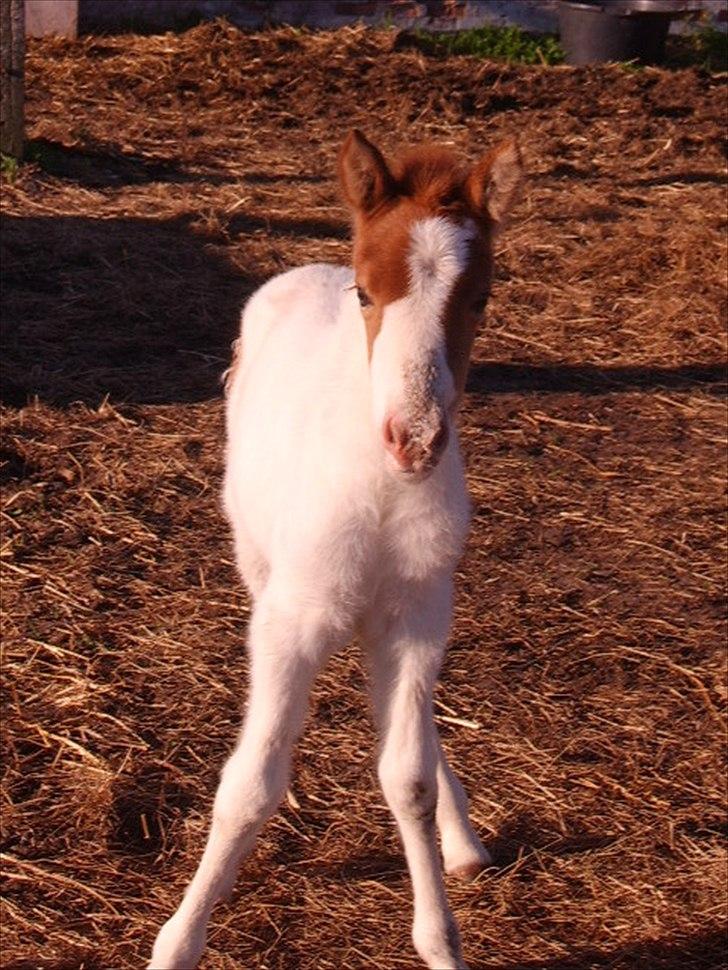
[558,0,673,65]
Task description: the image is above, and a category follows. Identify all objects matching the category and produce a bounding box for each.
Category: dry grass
[1,21,727,970]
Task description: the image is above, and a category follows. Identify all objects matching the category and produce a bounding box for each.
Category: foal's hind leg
[149,592,340,970]
[436,739,491,880]
[364,598,489,885]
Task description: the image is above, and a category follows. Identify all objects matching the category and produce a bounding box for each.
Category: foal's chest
[374,463,471,582]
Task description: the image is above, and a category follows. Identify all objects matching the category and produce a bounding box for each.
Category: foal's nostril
[383,414,448,473]
[384,416,409,452]
[383,416,415,471]
[383,417,395,447]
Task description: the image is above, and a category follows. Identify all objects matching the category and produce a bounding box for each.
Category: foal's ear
[465,138,523,229]
[338,130,395,214]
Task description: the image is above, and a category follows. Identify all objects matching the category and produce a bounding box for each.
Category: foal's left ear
[465,138,523,229]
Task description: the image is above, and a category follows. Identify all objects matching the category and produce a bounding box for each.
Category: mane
[390,146,468,209]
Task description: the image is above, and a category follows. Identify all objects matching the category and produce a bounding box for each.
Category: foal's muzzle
[383,412,449,476]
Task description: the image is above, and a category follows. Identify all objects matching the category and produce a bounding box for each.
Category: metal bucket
[558,0,681,65]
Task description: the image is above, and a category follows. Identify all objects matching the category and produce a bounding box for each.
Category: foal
[150,130,522,970]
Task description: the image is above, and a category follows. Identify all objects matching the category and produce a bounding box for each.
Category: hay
[1,21,726,970]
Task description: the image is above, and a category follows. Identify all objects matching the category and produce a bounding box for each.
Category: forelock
[391,146,468,209]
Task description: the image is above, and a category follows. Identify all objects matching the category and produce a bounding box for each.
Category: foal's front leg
[364,577,470,970]
[149,594,337,970]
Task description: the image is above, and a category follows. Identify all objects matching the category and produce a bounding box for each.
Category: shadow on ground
[467,361,728,397]
[23,138,330,190]
[1,213,257,407]
[24,137,237,188]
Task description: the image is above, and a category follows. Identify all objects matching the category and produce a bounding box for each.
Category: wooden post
[1,0,25,159]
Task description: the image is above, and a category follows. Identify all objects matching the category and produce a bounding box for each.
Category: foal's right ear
[338,130,395,214]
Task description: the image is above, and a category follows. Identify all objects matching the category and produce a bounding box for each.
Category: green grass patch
[403,21,726,73]
[408,24,565,66]
[665,25,728,73]
[1,153,20,182]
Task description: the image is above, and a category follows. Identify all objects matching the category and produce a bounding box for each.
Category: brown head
[338,130,522,479]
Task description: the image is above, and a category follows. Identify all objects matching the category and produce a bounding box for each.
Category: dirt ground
[1,21,726,970]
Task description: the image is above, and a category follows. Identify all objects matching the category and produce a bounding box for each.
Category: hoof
[413,917,467,970]
[445,844,492,882]
[149,915,206,970]
[448,858,488,882]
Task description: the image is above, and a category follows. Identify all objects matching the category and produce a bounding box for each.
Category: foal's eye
[471,294,489,315]
[356,285,372,308]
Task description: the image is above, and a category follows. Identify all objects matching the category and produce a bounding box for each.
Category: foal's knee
[379,761,437,823]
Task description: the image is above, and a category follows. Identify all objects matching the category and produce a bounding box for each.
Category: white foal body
[150,131,522,970]
[225,260,470,600]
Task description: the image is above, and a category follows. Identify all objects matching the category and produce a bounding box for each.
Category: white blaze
[370,216,475,440]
